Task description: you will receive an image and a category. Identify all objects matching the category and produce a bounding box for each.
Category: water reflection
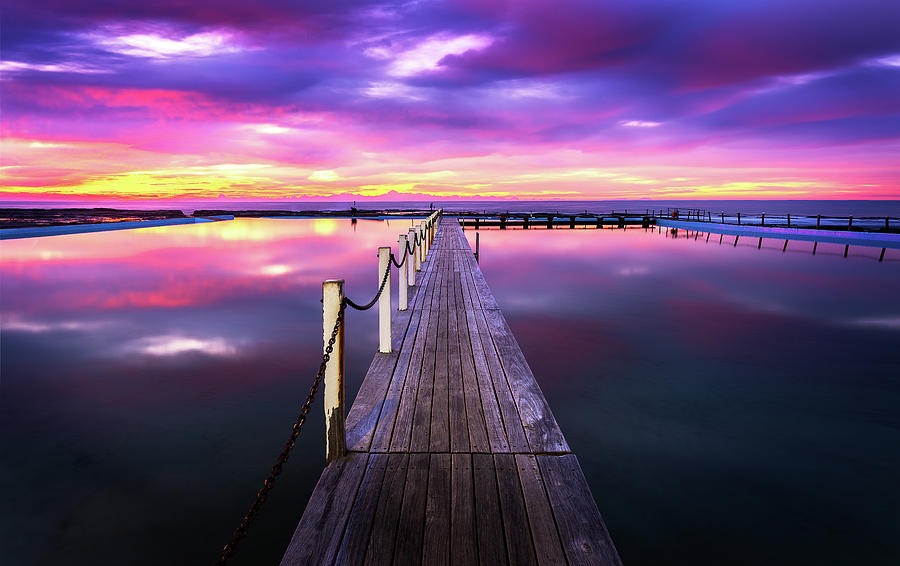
[466,226,900,566]
[0,218,419,566]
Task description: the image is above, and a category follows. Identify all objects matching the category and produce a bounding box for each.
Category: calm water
[466,225,900,566]
[2,218,899,565]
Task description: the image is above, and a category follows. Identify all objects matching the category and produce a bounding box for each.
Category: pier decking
[281,218,622,565]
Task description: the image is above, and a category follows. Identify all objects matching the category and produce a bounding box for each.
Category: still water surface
[2,218,898,565]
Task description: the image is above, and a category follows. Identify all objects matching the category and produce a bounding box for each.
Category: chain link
[215,306,344,565]
[390,250,406,269]
[343,259,391,311]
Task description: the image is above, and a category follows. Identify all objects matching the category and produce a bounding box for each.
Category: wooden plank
[429,256,451,452]
[346,352,398,452]
[385,308,429,452]
[450,454,477,564]
[515,454,567,566]
[393,453,430,565]
[280,453,368,565]
[447,297,469,452]
[472,453,508,565]
[367,310,422,452]
[494,454,538,566]
[537,454,623,566]
[334,454,390,564]
[422,453,452,564]
[410,282,438,452]
[483,308,569,454]
[474,308,530,452]
[455,251,476,311]
[458,304,490,453]
[364,454,409,565]
[466,309,510,453]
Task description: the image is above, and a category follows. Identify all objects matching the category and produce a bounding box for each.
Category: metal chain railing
[390,250,407,269]
[343,259,391,311]
[215,306,344,565]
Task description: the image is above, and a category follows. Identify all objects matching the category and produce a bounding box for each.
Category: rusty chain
[343,257,392,311]
[215,306,344,565]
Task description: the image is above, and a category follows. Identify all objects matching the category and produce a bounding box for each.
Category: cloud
[92,30,240,59]
[127,335,237,356]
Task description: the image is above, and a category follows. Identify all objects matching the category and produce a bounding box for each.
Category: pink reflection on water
[1,218,419,316]
[1,217,421,405]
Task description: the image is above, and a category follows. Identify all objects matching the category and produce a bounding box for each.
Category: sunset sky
[2,0,899,202]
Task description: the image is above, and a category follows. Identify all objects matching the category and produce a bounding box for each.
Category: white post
[407,228,416,286]
[424,222,429,257]
[415,226,423,271]
[323,279,345,463]
[378,247,391,353]
[398,234,408,310]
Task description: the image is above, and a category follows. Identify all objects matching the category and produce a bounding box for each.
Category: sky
[2,0,899,202]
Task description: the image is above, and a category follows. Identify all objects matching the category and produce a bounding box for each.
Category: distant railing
[661,207,898,232]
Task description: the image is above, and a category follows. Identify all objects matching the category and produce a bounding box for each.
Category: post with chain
[424,221,430,257]
[398,234,408,310]
[378,247,391,353]
[420,224,426,264]
[408,228,417,286]
[323,279,346,463]
[416,224,425,271]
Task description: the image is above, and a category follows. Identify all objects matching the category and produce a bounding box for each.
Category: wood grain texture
[363,453,409,566]
[450,454,478,565]
[335,454,389,564]
[280,453,368,565]
[537,454,623,566]
[393,453,430,566]
[494,454,538,566]
[422,453,452,565]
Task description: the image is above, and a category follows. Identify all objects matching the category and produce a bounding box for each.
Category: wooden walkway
[281,218,622,565]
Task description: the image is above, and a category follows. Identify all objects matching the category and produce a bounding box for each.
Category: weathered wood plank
[280,452,368,565]
[450,454,477,565]
[367,310,422,452]
[458,304,490,453]
[483,308,569,454]
[430,257,451,452]
[494,454,538,566]
[447,299,470,452]
[537,454,623,566]
[335,454,390,564]
[423,453,452,565]
[515,454,567,566]
[466,309,510,453]
[393,453,430,565]
[364,453,409,565]
[473,453,508,565]
[410,295,437,452]
[385,307,429,452]
[474,308,530,452]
